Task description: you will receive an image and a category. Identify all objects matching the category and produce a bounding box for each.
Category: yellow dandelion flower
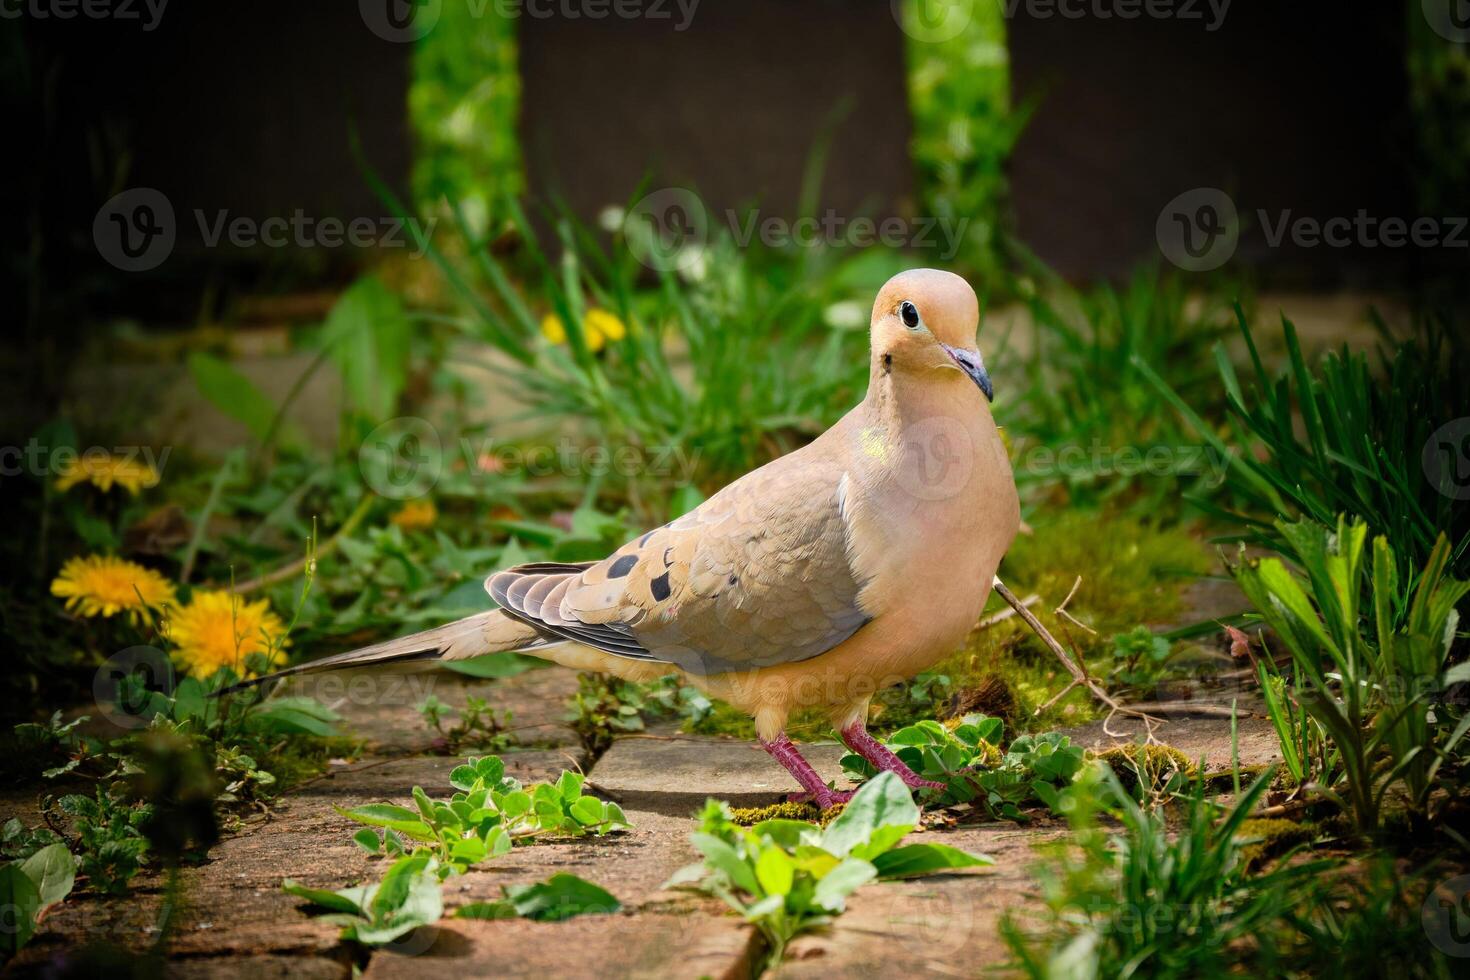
[539,309,626,353]
[55,453,160,495]
[51,555,177,625]
[390,499,437,532]
[584,308,627,343]
[168,590,288,679]
[540,312,567,345]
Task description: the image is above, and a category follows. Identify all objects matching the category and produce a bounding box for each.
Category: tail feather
[216,609,544,696]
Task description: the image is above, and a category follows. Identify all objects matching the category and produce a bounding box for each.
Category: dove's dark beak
[941,344,994,402]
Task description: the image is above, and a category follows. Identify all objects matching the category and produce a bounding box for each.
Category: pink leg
[760,733,854,809]
[840,721,946,792]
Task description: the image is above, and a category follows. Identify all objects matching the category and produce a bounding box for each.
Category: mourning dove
[238,269,1020,807]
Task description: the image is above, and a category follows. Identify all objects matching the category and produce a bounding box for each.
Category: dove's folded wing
[487,449,870,675]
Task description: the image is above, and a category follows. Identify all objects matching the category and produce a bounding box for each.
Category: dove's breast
[694,396,1020,734]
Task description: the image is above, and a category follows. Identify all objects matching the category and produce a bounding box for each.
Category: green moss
[684,702,834,742]
[961,511,1214,732]
[263,735,361,791]
[685,700,757,739]
[1235,818,1315,871]
[1093,744,1195,793]
[728,801,844,826]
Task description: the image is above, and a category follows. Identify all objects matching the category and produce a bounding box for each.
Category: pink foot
[786,788,855,809]
[840,721,947,793]
[760,732,854,808]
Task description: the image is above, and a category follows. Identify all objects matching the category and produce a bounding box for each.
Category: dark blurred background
[5,1,1467,440]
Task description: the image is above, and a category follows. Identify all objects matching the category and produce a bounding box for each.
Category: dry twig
[992,576,1164,742]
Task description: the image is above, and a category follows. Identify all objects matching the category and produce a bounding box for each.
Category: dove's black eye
[899,300,920,329]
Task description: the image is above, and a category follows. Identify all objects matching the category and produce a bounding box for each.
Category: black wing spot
[650,572,672,602]
[729,574,738,585]
[608,554,637,578]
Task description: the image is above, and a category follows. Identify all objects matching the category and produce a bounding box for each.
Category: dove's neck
[860,362,987,432]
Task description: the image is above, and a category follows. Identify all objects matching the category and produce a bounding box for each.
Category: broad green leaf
[749,819,820,851]
[0,864,40,956]
[187,351,294,444]
[474,756,507,783]
[742,893,785,920]
[871,843,992,879]
[754,845,795,897]
[691,833,760,895]
[484,825,513,857]
[499,790,533,819]
[282,879,366,916]
[412,787,436,822]
[811,857,876,913]
[320,276,411,420]
[821,773,918,858]
[20,842,76,908]
[849,823,913,863]
[449,836,487,864]
[556,770,584,800]
[338,805,434,841]
[456,900,517,920]
[352,829,382,854]
[503,873,620,922]
[249,697,342,736]
[791,845,841,878]
[370,853,435,919]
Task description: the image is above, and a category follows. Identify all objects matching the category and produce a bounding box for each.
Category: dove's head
[869,268,992,401]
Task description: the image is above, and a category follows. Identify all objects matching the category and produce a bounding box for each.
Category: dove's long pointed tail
[216,609,548,695]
